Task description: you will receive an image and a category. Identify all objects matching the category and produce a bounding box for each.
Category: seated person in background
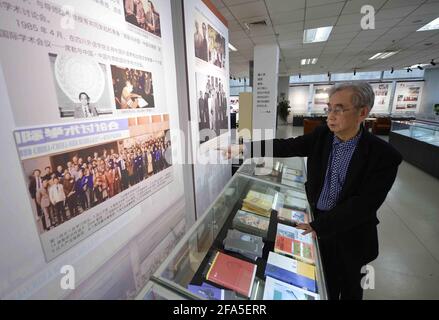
[120,80,142,109]
[74,92,98,118]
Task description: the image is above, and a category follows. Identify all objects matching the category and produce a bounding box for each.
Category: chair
[304,118,324,135]
[372,117,391,135]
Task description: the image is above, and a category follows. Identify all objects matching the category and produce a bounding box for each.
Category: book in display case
[137,158,327,300]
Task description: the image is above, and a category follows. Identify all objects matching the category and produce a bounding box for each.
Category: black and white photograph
[196,72,228,143]
[49,53,114,119]
[194,18,209,62]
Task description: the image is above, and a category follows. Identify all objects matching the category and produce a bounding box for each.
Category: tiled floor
[276,124,439,300]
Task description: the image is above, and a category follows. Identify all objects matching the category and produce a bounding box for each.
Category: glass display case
[391,120,439,147]
[237,157,306,191]
[136,281,187,300]
[390,119,439,179]
[142,158,327,300]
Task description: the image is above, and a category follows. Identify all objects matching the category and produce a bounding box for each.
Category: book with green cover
[223,229,264,260]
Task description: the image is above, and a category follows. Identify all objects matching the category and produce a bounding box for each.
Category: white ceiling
[211,0,439,77]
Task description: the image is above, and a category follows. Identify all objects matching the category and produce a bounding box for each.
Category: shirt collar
[333,128,363,146]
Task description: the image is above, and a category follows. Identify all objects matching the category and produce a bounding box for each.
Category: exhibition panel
[183,0,232,218]
[0,0,186,299]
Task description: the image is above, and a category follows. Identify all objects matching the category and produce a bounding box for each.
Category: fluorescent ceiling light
[301,58,318,65]
[303,26,333,43]
[369,51,399,60]
[228,43,238,51]
[417,17,439,31]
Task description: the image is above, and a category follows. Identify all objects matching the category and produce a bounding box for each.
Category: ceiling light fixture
[303,26,333,43]
[301,58,318,65]
[228,43,238,52]
[369,51,399,60]
[417,17,439,31]
[407,63,428,70]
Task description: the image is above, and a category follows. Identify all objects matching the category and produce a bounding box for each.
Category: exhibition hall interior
[0,0,438,301]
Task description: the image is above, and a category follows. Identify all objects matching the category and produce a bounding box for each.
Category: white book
[137,97,148,108]
[284,196,307,211]
[283,168,303,176]
[254,167,273,176]
[281,178,303,189]
[283,172,304,182]
[285,190,307,200]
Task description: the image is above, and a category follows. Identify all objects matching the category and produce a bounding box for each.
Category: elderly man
[229,82,402,300]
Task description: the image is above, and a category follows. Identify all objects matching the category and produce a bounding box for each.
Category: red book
[206,251,257,298]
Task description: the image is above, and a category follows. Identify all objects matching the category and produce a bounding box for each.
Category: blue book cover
[187,283,223,300]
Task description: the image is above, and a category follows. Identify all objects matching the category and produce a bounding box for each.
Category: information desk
[138,158,327,300]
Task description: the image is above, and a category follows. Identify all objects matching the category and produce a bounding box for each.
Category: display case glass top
[237,157,306,191]
[391,120,439,147]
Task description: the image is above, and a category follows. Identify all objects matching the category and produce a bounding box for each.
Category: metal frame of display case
[142,158,328,300]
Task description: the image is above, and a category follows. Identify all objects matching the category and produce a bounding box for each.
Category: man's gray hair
[329,82,375,111]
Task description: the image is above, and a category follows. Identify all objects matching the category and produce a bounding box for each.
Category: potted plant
[277,99,290,123]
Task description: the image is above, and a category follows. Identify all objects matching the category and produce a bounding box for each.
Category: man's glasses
[324,105,352,115]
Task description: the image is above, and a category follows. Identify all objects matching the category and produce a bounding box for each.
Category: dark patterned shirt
[317,130,362,211]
